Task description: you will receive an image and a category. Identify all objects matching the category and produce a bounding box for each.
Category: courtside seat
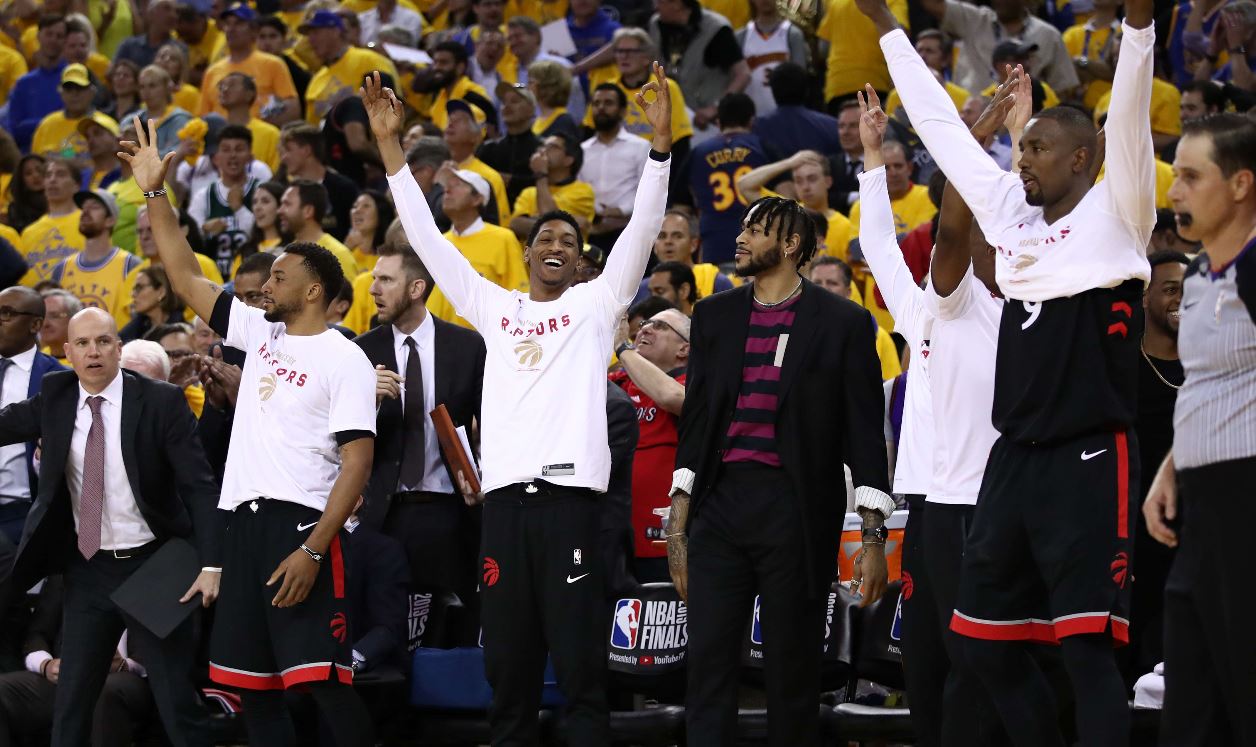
[606,582,688,701]
[853,581,905,689]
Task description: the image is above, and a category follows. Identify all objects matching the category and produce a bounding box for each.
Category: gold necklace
[1141,342,1182,390]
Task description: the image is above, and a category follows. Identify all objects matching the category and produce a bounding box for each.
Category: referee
[1145,113,1256,745]
[365,68,672,745]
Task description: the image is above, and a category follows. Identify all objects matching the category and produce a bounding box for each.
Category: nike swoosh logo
[566,574,590,584]
[297,521,318,531]
[1080,449,1107,461]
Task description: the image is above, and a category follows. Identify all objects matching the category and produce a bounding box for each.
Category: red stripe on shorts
[1115,431,1129,540]
[331,534,345,599]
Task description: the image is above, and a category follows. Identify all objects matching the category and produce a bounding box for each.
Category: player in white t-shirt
[365,67,672,745]
[120,116,379,747]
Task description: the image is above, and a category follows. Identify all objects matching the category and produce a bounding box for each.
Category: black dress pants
[685,464,828,747]
[53,548,209,747]
[0,669,153,747]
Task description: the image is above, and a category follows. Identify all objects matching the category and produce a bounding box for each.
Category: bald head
[634,307,691,370]
[0,286,45,357]
[66,308,122,393]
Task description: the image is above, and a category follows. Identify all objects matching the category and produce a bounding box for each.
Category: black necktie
[399,338,426,489]
[0,358,11,399]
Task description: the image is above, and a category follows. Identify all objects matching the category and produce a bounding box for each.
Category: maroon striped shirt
[723,293,801,466]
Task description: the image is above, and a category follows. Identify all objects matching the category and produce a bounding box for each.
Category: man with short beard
[1126,249,1188,683]
[353,243,486,648]
[580,83,652,248]
[477,83,542,206]
[427,41,490,131]
[50,189,142,327]
[668,192,893,747]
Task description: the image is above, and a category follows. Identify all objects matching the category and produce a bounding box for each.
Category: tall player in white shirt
[121,117,379,747]
[859,0,1156,742]
[364,68,672,745]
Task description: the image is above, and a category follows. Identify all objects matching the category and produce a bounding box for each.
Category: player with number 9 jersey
[688,129,768,265]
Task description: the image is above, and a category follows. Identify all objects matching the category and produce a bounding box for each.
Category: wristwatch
[861,526,889,544]
[616,341,636,358]
[299,543,324,564]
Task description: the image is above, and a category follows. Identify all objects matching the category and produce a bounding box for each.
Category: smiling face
[1145,260,1185,337]
[526,219,581,290]
[65,308,121,391]
[633,309,689,369]
[507,23,539,60]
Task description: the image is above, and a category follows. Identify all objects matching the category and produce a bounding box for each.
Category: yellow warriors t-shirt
[19,212,85,286]
[51,248,145,326]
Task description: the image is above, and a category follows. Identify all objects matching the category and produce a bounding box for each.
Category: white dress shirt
[580,128,652,215]
[65,372,155,550]
[359,4,423,44]
[393,313,454,495]
[0,345,36,502]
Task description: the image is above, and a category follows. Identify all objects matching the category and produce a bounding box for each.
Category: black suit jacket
[0,369,224,591]
[354,317,487,529]
[676,281,891,590]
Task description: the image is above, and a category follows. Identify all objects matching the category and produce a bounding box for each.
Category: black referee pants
[480,482,608,747]
[686,464,828,747]
[1161,456,1256,746]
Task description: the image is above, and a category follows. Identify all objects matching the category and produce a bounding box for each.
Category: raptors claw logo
[901,571,914,601]
[482,557,500,587]
[1110,552,1129,589]
[330,612,347,642]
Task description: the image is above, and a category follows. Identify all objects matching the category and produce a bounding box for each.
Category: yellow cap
[61,63,91,88]
[76,111,120,138]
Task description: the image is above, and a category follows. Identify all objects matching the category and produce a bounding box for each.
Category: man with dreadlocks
[668,194,893,747]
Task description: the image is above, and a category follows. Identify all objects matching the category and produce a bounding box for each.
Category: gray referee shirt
[1173,245,1256,469]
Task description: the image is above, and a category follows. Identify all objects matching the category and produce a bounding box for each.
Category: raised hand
[1005,65,1033,137]
[117,115,175,193]
[856,85,889,154]
[970,68,1019,142]
[853,0,899,34]
[635,62,673,151]
[361,70,405,142]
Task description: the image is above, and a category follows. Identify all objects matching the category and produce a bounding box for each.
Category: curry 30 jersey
[688,131,768,265]
[994,279,1144,445]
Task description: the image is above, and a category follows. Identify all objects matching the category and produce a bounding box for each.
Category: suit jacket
[0,369,224,592]
[675,281,891,590]
[21,351,67,495]
[602,382,638,598]
[345,525,409,673]
[354,317,486,530]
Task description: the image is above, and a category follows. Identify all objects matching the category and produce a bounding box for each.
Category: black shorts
[950,430,1138,645]
[209,498,353,690]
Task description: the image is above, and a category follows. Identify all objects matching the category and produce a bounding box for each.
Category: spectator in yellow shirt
[300,9,399,124]
[154,42,203,114]
[50,188,143,326]
[174,2,225,77]
[429,40,492,131]
[19,157,85,285]
[217,72,282,173]
[276,180,361,279]
[509,133,597,240]
[847,141,937,239]
[428,167,529,327]
[199,3,299,124]
[443,98,511,226]
[31,64,114,159]
[77,113,124,190]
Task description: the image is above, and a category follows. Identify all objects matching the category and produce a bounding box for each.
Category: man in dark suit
[668,196,894,747]
[0,307,223,747]
[0,287,66,546]
[0,575,158,746]
[354,242,486,646]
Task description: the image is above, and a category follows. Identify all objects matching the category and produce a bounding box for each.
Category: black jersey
[994,279,1144,444]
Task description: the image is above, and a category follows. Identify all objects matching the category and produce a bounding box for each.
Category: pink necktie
[78,395,105,559]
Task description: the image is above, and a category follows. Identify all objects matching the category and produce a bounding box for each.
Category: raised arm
[363,72,498,323]
[599,63,674,307]
[857,0,1028,238]
[1101,0,1157,237]
[736,151,816,204]
[119,116,223,324]
[854,87,925,324]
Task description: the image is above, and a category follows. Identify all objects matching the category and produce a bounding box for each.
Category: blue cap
[298,9,345,32]
[219,2,257,21]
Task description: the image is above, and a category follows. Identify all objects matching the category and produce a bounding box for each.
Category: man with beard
[1126,249,1188,682]
[50,190,143,327]
[428,42,490,132]
[580,83,652,250]
[667,189,893,746]
[366,62,671,744]
[508,133,596,240]
[354,242,486,649]
[123,116,378,746]
[862,0,1155,741]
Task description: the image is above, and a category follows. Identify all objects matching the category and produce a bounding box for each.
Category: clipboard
[430,404,481,494]
[109,538,201,639]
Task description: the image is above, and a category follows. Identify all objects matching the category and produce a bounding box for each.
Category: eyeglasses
[639,318,687,341]
[0,306,43,323]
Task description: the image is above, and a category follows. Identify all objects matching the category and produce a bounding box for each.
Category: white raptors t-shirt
[218,297,377,512]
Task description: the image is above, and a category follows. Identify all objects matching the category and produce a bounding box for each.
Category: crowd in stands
[0,0,1252,741]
